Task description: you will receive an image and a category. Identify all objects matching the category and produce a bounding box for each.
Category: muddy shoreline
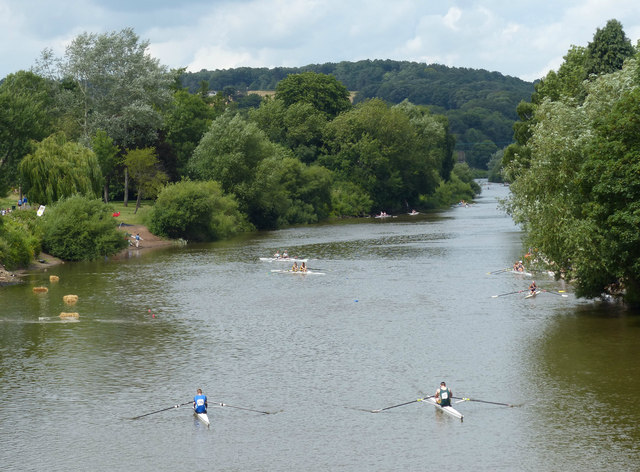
[0,225,174,285]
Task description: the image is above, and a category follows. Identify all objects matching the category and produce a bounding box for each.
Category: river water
[1,183,639,472]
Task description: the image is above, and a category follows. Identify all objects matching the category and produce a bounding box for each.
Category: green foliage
[181,60,533,169]
[487,149,505,183]
[249,98,327,163]
[0,71,56,194]
[40,195,127,261]
[321,99,445,210]
[329,181,373,217]
[0,212,42,269]
[163,89,216,175]
[275,72,351,118]
[149,180,252,241]
[123,148,168,207]
[47,28,173,149]
[585,19,635,76]
[91,130,119,202]
[19,133,102,205]
[504,55,640,304]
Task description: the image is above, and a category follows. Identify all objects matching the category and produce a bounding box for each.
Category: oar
[491,290,524,298]
[452,396,515,407]
[371,396,432,413]
[487,268,510,275]
[542,290,568,297]
[131,401,192,419]
[211,401,272,415]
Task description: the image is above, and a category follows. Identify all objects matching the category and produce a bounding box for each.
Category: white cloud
[1,0,640,81]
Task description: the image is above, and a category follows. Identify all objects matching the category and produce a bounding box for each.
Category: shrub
[329,181,373,217]
[0,213,41,269]
[40,195,127,261]
[148,180,252,241]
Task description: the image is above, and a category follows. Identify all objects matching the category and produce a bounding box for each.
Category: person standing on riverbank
[193,389,207,413]
[435,381,452,407]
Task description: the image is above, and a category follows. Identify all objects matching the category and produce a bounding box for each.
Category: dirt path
[117,224,173,251]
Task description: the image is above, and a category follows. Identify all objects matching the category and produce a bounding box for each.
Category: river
[1,183,639,471]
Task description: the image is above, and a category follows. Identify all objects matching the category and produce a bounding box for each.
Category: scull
[270,269,325,275]
[194,410,210,427]
[423,397,463,421]
[524,290,540,299]
[260,257,308,263]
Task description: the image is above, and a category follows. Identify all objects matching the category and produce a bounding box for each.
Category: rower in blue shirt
[193,388,208,413]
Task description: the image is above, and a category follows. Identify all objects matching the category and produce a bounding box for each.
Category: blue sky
[1,0,639,82]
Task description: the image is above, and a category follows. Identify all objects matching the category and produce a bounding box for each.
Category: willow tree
[18,133,102,205]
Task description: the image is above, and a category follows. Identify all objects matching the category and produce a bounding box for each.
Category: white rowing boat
[194,410,210,427]
[511,270,533,277]
[424,397,464,421]
[260,257,308,263]
[270,269,325,275]
[524,290,540,299]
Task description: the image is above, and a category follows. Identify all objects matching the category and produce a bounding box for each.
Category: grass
[0,191,20,210]
[108,200,154,226]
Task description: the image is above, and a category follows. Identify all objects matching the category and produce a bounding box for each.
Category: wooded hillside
[181,60,534,169]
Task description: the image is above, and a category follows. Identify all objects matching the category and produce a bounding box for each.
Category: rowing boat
[270,269,325,275]
[259,257,308,263]
[511,270,533,277]
[194,410,210,427]
[524,290,540,299]
[424,397,464,421]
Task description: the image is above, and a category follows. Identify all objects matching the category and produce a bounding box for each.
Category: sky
[1,0,640,83]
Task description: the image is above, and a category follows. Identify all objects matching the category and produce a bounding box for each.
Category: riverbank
[0,225,173,284]
[112,224,176,259]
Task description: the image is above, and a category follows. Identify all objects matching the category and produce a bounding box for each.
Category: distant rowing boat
[511,270,533,277]
[270,269,325,275]
[424,397,463,421]
[260,257,308,263]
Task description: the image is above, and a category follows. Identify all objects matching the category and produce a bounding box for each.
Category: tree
[19,132,102,205]
[163,89,216,177]
[504,56,640,304]
[0,71,56,194]
[585,19,635,76]
[91,130,119,202]
[123,148,168,214]
[321,99,445,210]
[275,72,351,117]
[148,180,251,241]
[50,28,173,149]
[40,195,127,261]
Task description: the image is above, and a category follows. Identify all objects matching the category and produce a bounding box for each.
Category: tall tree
[275,72,351,118]
[123,148,168,214]
[585,19,635,76]
[0,71,56,195]
[91,130,119,203]
[51,28,173,149]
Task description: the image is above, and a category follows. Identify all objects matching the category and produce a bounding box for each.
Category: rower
[282,250,289,258]
[273,250,280,258]
[529,280,537,294]
[299,262,307,272]
[291,262,298,272]
[193,388,208,414]
[435,381,452,407]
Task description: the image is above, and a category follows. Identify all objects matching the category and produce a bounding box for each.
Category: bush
[40,195,127,261]
[0,213,42,269]
[329,181,373,217]
[148,180,252,241]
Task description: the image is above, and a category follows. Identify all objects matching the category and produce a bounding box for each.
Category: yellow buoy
[33,286,49,293]
[49,275,59,282]
[59,312,79,319]
[63,294,79,305]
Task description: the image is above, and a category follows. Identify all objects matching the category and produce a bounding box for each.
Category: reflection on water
[1,183,639,471]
